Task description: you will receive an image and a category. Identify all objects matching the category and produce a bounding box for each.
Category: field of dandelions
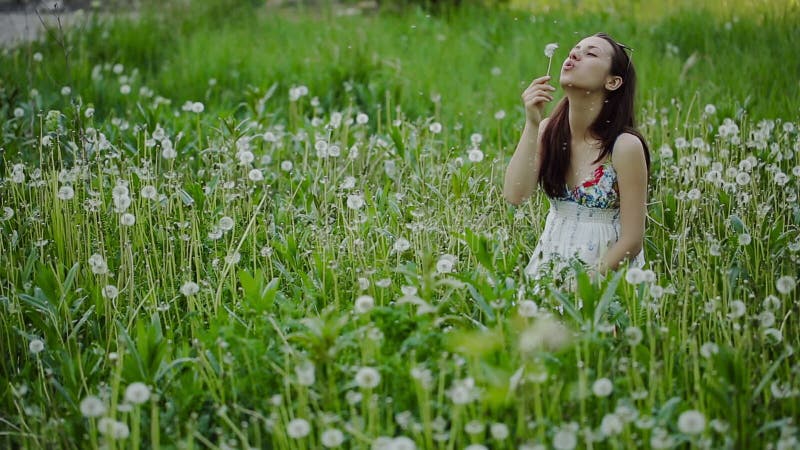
[1,1,799,449]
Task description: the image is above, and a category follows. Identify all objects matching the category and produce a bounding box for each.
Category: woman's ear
[605,76,623,91]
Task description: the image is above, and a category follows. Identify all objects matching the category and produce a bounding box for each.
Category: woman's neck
[566,89,606,143]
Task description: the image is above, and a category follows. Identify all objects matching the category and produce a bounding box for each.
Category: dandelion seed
[592,378,613,397]
[355,367,380,389]
[429,122,442,134]
[57,185,75,200]
[677,410,706,435]
[393,238,411,254]
[29,339,44,354]
[468,148,484,162]
[625,267,645,284]
[79,395,107,418]
[552,428,577,450]
[355,295,374,314]
[218,216,234,231]
[776,275,796,295]
[180,281,199,296]
[346,194,365,210]
[518,299,538,318]
[286,418,311,439]
[248,169,263,182]
[120,213,136,226]
[490,423,509,440]
[700,342,718,358]
[102,285,119,299]
[601,413,624,436]
[321,428,345,447]
[124,382,151,404]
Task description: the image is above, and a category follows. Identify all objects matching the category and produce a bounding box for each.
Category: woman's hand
[521,75,556,126]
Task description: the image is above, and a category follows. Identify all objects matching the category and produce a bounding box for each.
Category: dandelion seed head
[286,418,311,439]
[180,281,200,297]
[29,339,45,354]
[355,367,381,389]
[544,43,559,58]
[79,395,107,418]
[592,378,613,397]
[776,275,796,295]
[321,428,345,447]
[124,382,151,404]
[677,410,706,435]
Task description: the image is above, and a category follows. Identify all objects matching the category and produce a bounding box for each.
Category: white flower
[356,113,369,124]
[346,194,365,210]
[625,268,646,284]
[436,254,457,274]
[191,102,205,113]
[465,445,488,450]
[738,233,751,246]
[354,294,374,314]
[102,285,119,299]
[625,326,643,345]
[393,238,411,253]
[181,281,200,297]
[699,342,719,358]
[735,171,750,185]
[552,428,577,450]
[544,43,559,58]
[390,436,416,450]
[704,104,716,115]
[57,185,75,200]
[677,410,706,435]
[61,86,71,96]
[79,395,107,418]
[141,186,158,199]
[14,107,24,118]
[124,382,151,404]
[218,216,235,231]
[601,413,624,436]
[120,213,136,226]
[727,300,746,319]
[355,367,381,389]
[776,275,796,295]
[321,428,345,447]
[248,169,264,182]
[490,423,509,439]
[429,122,442,134]
[494,110,506,120]
[120,84,131,95]
[41,135,52,147]
[88,253,108,275]
[286,418,311,439]
[592,378,613,397]
[518,300,538,318]
[29,339,45,354]
[468,148,484,162]
[295,360,316,386]
[281,160,293,171]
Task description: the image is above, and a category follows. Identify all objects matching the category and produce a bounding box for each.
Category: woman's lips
[563,61,575,70]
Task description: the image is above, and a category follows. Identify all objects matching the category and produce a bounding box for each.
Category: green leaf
[594,270,623,327]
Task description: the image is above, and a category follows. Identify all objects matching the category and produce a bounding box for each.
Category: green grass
[0,1,799,449]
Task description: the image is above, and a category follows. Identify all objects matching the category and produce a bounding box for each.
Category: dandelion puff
[625,267,645,285]
[465,445,488,450]
[776,275,796,295]
[700,342,719,358]
[346,194,365,210]
[465,420,485,435]
[29,339,45,354]
[727,300,746,319]
[180,281,199,296]
[79,395,107,418]
[490,423,509,440]
[544,42,559,76]
[140,185,157,199]
[295,360,316,386]
[393,238,411,254]
[321,428,345,447]
[355,295,375,314]
[120,213,136,226]
[14,107,25,118]
[494,110,506,120]
[601,413,624,436]
[390,436,416,450]
[355,367,381,389]
[677,410,706,435]
[124,382,151,404]
[738,233,751,246]
[518,299,538,318]
[356,113,369,124]
[281,160,293,172]
[218,216,235,231]
[102,285,119,299]
[592,378,613,397]
[436,254,457,274]
[552,428,577,450]
[429,122,442,134]
[625,326,643,346]
[191,102,205,113]
[704,104,716,115]
[286,418,311,439]
[468,148,484,162]
[54,185,75,201]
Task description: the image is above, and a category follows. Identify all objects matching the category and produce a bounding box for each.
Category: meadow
[0,0,799,448]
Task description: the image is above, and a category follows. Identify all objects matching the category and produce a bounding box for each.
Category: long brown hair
[538,33,650,198]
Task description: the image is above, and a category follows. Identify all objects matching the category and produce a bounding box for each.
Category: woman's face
[559,36,617,92]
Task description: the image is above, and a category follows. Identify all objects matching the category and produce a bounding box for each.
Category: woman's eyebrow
[574,44,601,50]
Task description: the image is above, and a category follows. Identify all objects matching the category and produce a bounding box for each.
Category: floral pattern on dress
[559,160,619,209]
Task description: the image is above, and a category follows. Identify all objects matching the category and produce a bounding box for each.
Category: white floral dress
[524,159,645,279]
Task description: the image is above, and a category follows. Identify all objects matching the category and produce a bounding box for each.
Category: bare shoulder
[611,133,646,168]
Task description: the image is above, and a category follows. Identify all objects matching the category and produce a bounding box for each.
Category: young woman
[503,33,650,281]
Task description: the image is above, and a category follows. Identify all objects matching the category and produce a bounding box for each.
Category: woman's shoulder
[610,133,645,162]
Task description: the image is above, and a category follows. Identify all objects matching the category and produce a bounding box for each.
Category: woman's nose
[568,49,580,60]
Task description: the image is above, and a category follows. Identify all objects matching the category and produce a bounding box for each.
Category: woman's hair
[538,32,651,198]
